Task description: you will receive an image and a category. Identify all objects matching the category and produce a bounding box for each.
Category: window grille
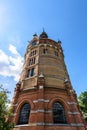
[53,102,67,124]
[18,103,30,125]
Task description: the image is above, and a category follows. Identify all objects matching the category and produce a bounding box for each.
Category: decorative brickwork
[11,31,87,130]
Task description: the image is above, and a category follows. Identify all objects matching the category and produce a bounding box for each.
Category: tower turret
[12,32,86,130]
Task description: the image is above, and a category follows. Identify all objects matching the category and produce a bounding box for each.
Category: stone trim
[45,123,84,127]
[15,123,37,127]
[68,112,80,115]
[31,110,37,113]
[33,99,49,103]
[45,123,69,126]
[23,87,36,91]
[37,122,45,126]
[40,54,59,60]
[33,100,38,103]
[70,123,84,126]
[39,85,44,89]
[31,110,52,113]
[24,75,37,81]
[29,44,38,50]
[15,123,84,127]
[45,110,52,113]
[67,102,77,105]
[37,109,44,112]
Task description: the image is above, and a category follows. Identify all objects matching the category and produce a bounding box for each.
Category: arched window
[31,68,34,76]
[27,69,30,77]
[18,103,31,125]
[43,48,48,54]
[53,102,67,124]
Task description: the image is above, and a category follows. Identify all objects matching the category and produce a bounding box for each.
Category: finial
[39,29,48,38]
[58,40,62,44]
[64,77,69,83]
[33,33,37,37]
[43,28,45,32]
[39,72,44,78]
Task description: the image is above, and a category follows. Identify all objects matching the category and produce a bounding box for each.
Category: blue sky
[0,0,87,100]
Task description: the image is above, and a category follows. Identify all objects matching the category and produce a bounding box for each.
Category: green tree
[78,91,87,122]
[0,85,14,130]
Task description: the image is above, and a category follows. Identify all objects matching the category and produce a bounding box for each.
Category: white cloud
[0,50,9,65]
[0,44,23,81]
[9,44,19,55]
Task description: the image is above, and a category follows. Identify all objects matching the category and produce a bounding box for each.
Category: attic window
[32,41,36,46]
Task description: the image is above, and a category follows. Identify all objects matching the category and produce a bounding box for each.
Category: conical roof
[39,30,48,38]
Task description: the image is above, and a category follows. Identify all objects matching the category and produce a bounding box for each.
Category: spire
[39,29,48,38]
[43,28,45,32]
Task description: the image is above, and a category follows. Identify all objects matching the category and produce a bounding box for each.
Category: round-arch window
[18,103,31,125]
[53,102,67,124]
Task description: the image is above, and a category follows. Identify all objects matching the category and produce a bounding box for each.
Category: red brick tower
[12,31,86,130]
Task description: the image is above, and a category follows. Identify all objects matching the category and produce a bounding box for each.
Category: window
[53,102,67,124]
[29,59,31,66]
[30,51,34,56]
[43,49,48,54]
[32,41,36,46]
[55,51,58,56]
[33,58,35,64]
[18,103,30,125]
[31,59,33,65]
[27,69,30,77]
[31,68,34,76]
[29,58,35,66]
[35,50,36,55]
[30,50,36,56]
[27,68,35,78]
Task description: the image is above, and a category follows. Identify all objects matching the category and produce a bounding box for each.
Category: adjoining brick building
[12,31,86,130]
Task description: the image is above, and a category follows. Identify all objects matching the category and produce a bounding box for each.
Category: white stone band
[33,99,49,103]
[67,102,77,105]
[68,112,80,115]
[71,123,84,126]
[31,110,52,113]
[15,123,84,127]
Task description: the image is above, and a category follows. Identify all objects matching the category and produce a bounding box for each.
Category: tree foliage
[0,85,14,130]
[78,91,87,122]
